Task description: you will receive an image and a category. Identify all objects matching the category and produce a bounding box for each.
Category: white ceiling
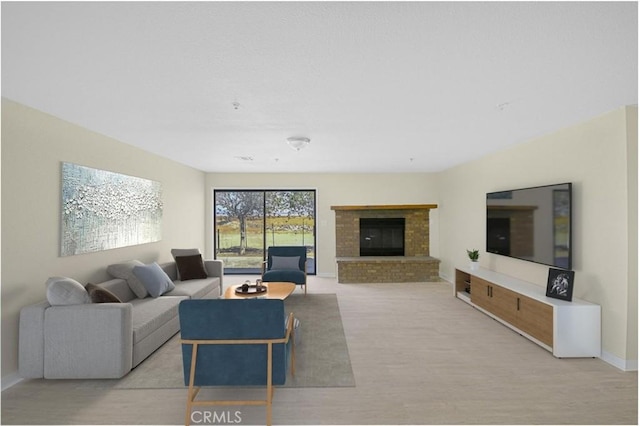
[2,1,638,173]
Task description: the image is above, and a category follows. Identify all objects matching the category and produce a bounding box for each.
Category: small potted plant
[467,249,480,271]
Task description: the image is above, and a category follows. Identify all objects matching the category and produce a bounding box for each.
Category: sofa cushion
[99,279,137,303]
[132,262,176,298]
[171,248,201,279]
[107,260,148,299]
[175,254,208,281]
[159,262,178,281]
[165,277,220,299]
[45,277,91,306]
[86,283,122,303]
[130,296,186,344]
[271,256,300,270]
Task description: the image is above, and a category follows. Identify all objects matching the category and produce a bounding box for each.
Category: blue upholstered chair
[262,246,308,295]
[178,299,295,426]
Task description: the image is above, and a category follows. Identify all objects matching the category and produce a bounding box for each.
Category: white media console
[454,266,601,358]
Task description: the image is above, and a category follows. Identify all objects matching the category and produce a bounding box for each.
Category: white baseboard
[1,372,23,391]
[440,273,452,284]
[601,351,638,371]
[316,272,336,278]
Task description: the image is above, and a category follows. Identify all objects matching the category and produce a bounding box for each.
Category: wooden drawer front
[470,276,492,310]
[516,295,553,347]
[490,284,518,324]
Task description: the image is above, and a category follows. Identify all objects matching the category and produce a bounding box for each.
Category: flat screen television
[486,183,572,270]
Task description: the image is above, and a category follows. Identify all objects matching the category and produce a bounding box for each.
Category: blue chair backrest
[178,299,289,386]
[267,246,307,271]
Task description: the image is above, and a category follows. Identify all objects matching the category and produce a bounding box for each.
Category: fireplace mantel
[331,204,437,211]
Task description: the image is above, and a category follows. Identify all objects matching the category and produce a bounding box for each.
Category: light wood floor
[2,276,637,425]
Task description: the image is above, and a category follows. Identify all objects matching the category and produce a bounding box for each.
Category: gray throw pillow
[271,256,300,270]
[132,262,176,298]
[106,260,148,299]
[171,248,201,280]
[45,277,91,306]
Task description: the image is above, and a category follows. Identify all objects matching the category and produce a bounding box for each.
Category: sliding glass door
[214,189,316,274]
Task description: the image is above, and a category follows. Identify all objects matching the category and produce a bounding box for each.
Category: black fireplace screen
[359,218,405,256]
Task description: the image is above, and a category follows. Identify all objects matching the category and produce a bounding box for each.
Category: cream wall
[437,106,638,370]
[625,106,638,364]
[1,99,206,380]
[204,173,440,277]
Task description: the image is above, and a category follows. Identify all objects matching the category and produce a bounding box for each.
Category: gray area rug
[115,294,355,389]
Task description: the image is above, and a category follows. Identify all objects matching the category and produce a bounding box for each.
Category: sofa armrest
[204,259,224,289]
[43,303,133,379]
[19,300,51,378]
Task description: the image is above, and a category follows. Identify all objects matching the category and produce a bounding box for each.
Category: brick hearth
[331,204,440,283]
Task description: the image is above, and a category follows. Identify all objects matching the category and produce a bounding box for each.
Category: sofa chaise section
[19,259,223,379]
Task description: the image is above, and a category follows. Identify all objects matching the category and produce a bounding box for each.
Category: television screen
[486,183,572,270]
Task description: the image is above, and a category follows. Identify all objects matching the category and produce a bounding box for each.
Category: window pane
[266,191,316,274]
[214,191,265,274]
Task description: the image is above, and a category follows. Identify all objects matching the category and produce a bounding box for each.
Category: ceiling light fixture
[286,136,310,151]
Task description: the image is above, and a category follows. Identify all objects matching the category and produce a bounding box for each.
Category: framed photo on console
[546,268,575,301]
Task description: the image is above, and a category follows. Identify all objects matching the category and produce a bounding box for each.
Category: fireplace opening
[359,218,405,256]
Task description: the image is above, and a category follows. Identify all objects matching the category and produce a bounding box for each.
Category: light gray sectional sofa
[19,259,223,379]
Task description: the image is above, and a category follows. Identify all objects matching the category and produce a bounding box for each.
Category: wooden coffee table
[224,281,296,300]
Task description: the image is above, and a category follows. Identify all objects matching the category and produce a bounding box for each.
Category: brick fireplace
[331,204,440,283]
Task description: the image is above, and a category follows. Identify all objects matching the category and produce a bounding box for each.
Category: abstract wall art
[61,162,163,256]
